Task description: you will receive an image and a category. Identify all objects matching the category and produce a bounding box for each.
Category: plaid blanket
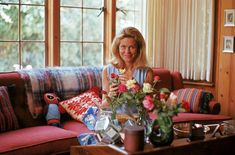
[19,66,103,118]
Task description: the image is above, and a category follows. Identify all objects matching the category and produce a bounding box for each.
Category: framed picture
[223,36,234,53]
[224,9,235,26]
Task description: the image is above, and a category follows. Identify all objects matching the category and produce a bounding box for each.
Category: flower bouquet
[101,71,188,145]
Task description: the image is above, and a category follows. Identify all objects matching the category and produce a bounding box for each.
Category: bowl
[173,123,211,138]
[173,123,190,138]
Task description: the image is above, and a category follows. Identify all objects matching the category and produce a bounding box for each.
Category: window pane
[83,43,102,66]
[21,0,44,5]
[22,42,45,68]
[61,7,82,41]
[60,43,82,66]
[60,0,82,7]
[0,0,18,3]
[83,0,103,8]
[21,5,44,40]
[83,9,103,41]
[0,42,18,71]
[0,4,19,40]
[116,0,143,34]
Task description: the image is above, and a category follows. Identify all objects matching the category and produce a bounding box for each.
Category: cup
[124,125,145,152]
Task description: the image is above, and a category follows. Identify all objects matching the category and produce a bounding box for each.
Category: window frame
[47,0,116,67]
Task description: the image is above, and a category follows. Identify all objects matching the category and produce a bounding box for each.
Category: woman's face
[119,37,138,64]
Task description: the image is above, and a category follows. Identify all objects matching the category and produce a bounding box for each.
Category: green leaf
[159,88,170,93]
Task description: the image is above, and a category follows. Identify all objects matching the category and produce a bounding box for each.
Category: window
[0,0,45,71]
[0,0,145,71]
[60,0,104,66]
[116,0,145,34]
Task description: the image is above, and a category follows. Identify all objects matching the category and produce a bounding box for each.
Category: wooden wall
[216,0,235,119]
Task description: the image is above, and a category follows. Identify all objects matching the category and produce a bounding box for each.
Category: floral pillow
[59,86,102,123]
[0,86,19,132]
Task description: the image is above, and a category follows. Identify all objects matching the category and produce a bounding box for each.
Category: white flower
[166,93,178,105]
[126,79,137,89]
[143,83,153,93]
[119,68,126,74]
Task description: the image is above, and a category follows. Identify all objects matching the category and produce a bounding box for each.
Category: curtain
[146,0,214,82]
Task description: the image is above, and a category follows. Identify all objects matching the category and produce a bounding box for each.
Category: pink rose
[154,76,160,81]
[118,84,127,93]
[111,73,119,79]
[142,95,154,111]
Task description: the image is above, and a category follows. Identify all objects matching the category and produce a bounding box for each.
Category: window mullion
[103,0,116,65]
[48,0,60,66]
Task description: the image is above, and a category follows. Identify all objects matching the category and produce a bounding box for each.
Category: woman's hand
[108,83,119,97]
[118,74,129,84]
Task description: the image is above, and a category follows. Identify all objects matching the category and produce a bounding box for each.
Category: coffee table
[71,134,235,155]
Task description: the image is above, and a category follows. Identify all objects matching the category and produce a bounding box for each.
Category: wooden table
[70,134,235,155]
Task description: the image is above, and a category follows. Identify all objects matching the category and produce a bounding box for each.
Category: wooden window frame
[47,0,116,66]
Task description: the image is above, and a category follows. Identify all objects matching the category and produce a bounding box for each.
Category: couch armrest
[208,100,221,114]
[171,71,184,90]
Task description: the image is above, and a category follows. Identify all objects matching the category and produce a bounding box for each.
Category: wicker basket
[173,123,190,138]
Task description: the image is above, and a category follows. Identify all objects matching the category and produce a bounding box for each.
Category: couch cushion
[63,120,93,135]
[209,100,221,114]
[171,71,184,90]
[0,86,19,132]
[59,87,101,123]
[173,113,232,123]
[0,126,79,155]
[0,72,46,128]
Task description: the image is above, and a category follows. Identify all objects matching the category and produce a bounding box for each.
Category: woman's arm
[145,67,154,84]
[101,66,119,108]
[101,67,110,107]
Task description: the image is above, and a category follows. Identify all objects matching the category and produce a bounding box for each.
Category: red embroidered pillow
[0,86,19,132]
[59,86,101,122]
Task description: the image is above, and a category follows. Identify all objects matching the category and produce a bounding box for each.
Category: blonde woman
[102,27,153,110]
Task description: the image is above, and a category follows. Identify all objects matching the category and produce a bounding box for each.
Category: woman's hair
[110,27,148,69]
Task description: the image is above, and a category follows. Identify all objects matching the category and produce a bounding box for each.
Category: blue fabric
[46,104,60,121]
[106,64,149,86]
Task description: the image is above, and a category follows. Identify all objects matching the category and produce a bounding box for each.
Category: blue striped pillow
[0,86,19,132]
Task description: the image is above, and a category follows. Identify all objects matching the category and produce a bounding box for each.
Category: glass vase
[149,115,174,147]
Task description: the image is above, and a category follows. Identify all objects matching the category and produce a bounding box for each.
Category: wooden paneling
[217,0,235,118]
[184,0,235,119]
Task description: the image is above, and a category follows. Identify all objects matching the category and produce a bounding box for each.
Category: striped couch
[0,66,231,155]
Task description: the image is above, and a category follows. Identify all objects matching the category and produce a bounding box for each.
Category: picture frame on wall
[224,9,235,26]
[223,36,234,53]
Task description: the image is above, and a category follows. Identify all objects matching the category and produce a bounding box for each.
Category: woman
[102,27,153,110]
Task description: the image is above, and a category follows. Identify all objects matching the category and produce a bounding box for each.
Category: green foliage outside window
[0,0,144,71]
[0,0,44,71]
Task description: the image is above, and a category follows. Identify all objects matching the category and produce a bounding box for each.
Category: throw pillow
[0,86,19,132]
[199,91,214,114]
[59,86,102,123]
[173,88,203,113]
